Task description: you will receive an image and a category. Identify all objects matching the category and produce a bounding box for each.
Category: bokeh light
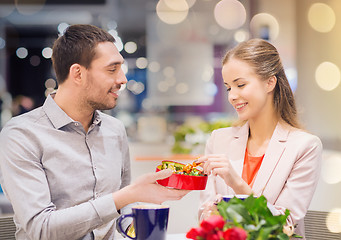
[45,78,56,89]
[121,63,128,75]
[201,65,214,82]
[30,55,40,67]
[175,82,189,94]
[127,80,145,95]
[114,37,124,52]
[214,0,246,30]
[107,20,117,30]
[42,47,52,59]
[315,62,340,91]
[321,154,341,184]
[163,66,175,78]
[234,30,249,42]
[124,41,137,54]
[15,0,46,16]
[158,81,169,92]
[148,61,161,72]
[136,57,148,69]
[185,0,196,8]
[57,22,69,35]
[164,0,188,11]
[205,82,218,96]
[16,47,28,59]
[156,0,189,25]
[326,209,341,233]
[250,13,279,40]
[308,3,335,33]
[0,3,15,18]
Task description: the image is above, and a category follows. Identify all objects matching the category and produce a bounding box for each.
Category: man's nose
[117,68,128,84]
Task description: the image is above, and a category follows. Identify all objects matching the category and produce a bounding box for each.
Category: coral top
[242,149,265,187]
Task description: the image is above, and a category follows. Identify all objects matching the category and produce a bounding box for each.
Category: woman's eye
[226,88,231,92]
[238,84,245,88]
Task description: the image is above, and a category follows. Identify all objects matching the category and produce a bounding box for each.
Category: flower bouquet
[186,195,301,240]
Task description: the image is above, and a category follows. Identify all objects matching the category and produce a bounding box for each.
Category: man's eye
[109,69,117,72]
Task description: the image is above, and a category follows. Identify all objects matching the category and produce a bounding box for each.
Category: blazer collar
[228,122,249,177]
[252,122,290,195]
[228,121,290,196]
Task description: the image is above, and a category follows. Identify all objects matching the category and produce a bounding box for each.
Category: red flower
[223,227,247,240]
[186,227,206,239]
[200,215,225,232]
[186,215,248,240]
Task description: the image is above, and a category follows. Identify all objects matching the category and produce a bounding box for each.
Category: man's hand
[112,169,190,210]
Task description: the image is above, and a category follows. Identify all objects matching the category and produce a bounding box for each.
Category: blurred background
[1,0,341,238]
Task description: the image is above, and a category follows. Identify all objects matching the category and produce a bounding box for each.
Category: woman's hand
[197,154,251,194]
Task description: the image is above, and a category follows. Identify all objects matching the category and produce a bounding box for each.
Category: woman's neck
[248,114,279,142]
[247,109,279,157]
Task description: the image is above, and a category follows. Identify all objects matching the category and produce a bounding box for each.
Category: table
[116,233,187,239]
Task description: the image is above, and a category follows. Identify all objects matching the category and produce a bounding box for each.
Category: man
[0,24,187,240]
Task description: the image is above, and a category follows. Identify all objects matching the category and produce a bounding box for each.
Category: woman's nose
[228,88,237,103]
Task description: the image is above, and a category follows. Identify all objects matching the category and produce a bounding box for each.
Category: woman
[198,39,322,238]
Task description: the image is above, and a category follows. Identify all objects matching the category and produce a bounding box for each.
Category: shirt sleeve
[0,126,120,240]
[116,127,133,233]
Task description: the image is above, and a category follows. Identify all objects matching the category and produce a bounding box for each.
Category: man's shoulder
[2,107,45,131]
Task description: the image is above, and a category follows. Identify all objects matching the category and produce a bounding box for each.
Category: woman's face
[222,58,272,121]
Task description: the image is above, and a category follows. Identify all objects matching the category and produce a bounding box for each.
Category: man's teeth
[236,103,246,109]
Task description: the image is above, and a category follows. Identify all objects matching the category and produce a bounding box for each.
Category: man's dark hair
[52,24,115,84]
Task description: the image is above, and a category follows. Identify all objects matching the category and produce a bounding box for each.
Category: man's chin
[90,101,117,111]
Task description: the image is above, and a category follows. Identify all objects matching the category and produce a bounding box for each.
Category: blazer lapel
[228,122,249,177]
[252,122,289,196]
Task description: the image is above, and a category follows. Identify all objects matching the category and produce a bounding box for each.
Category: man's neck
[53,88,94,132]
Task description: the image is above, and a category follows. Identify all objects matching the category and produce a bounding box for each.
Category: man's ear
[266,76,277,93]
[69,63,83,85]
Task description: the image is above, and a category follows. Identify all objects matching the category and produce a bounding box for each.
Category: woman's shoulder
[211,125,240,136]
[286,126,322,150]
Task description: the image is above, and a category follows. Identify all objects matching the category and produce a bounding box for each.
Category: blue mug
[118,204,169,240]
[222,194,249,202]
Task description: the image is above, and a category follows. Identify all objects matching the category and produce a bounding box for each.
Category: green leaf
[277,233,290,240]
[215,195,302,239]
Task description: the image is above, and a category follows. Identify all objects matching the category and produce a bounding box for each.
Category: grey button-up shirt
[0,95,131,240]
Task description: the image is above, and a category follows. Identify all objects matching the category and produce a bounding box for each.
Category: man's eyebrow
[106,61,124,67]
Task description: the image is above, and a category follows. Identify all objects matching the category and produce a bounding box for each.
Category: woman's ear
[266,76,277,93]
[69,63,83,85]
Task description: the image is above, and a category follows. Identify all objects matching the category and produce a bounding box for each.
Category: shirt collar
[43,94,102,129]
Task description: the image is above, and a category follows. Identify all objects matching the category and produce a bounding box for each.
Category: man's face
[82,41,127,111]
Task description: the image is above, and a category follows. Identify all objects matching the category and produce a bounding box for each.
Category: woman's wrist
[230,177,252,195]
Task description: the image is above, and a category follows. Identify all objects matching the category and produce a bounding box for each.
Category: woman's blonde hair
[223,39,301,129]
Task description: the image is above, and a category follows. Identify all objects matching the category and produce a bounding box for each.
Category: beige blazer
[199,122,322,238]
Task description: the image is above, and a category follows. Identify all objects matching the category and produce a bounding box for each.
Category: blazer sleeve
[267,134,323,231]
